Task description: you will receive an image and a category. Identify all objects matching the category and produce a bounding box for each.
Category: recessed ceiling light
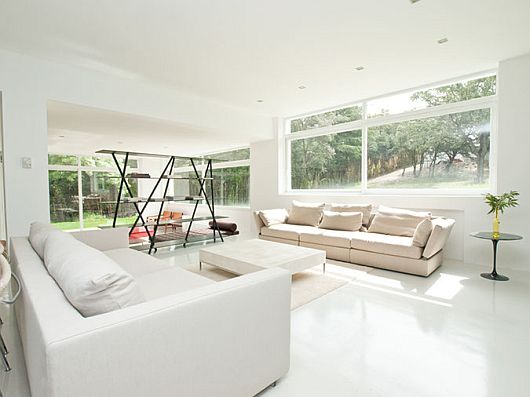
[437,38,449,44]
[410,0,421,4]
[355,66,365,71]
[298,85,307,90]
[117,141,123,144]
[58,135,65,138]
[256,99,264,103]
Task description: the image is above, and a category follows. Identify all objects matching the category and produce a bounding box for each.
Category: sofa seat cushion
[349,232,423,259]
[104,248,171,277]
[300,230,358,248]
[135,267,214,301]
[261,224,319,241]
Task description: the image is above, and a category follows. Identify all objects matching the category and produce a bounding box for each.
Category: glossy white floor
[2,235,529,397]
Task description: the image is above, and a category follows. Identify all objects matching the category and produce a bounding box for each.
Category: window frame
[283,72,498,196]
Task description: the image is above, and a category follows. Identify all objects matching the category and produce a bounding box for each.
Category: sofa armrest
[422,218,455,258]
[70,227,129,251]
[253,210,265,232]
[44,268,291,397]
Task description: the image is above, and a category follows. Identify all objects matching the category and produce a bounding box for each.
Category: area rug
[184,261,373,310]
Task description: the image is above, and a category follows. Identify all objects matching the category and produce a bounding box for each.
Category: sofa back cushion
[44,232,145,317]
[368,206,431,237]
[259,208,289,227]
[412,219,434,247]
[319,211,362,232]
[29,222,59,259]
[329,204,372,226]
[287,200,325,227]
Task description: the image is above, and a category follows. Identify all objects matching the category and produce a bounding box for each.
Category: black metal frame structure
[98,150,225,254]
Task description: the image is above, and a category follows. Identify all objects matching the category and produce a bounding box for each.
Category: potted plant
[484,190,519,238]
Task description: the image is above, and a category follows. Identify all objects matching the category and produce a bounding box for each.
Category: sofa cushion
[287,200,325,226]
[330,204,372,226]
[412,219,434,247]
[319,210,362,232]
[261,224,319,241]
[258,208,289,227]
[104,248,171,277]
[135,267,214,301]
[300,229,358,248]
[349,232,423,259]
[29,222,59,259]
[44,232,145,317]
[368,205,431,237]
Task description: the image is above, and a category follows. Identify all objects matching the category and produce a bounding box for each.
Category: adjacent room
[0,1,529,396]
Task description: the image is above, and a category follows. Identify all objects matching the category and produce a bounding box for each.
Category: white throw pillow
[287,200,325,227]
[44,232,145,317]
[413,218,434,247]
[259,208,289,227]
[319,211,362,232]
[330,204,373,226]
[29,222,60,259]
[368,206,431,237]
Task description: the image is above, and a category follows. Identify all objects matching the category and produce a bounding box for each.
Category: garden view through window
[288,75,495,191]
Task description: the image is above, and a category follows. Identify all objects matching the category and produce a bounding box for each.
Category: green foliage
[484,191,519,215]
[291,106,362,133]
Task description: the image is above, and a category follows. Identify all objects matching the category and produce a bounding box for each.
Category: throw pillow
[29,221,60,259]
[44,232,145,317]
[259,208,289,227]
[319,211,362,232]
[287,200,325,227]
[413,218,434,247]
[368,206,431,237]
[330,203,373,226]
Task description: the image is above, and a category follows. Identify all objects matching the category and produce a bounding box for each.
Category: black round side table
[470,232,523,281]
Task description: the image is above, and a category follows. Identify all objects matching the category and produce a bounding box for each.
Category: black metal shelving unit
[97,149,226,254]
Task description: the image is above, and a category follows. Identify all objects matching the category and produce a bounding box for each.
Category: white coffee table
[199,238,326,275]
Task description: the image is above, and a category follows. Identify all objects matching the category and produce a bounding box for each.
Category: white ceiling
[47,101,249,155]
[1,0,530,118]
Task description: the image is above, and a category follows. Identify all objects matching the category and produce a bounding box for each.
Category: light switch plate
[22,157,32,169]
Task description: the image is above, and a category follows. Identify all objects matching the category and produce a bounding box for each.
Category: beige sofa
[254,205,455,277]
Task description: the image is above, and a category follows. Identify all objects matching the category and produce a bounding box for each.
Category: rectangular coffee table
[199,238,326,275]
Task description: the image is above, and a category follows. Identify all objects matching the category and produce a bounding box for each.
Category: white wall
[250,53,530,270]
[0,49,271,237]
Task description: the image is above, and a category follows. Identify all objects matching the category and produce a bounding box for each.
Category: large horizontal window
[285,74,496,193]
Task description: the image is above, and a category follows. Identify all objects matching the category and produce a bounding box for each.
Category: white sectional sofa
[11,226,291,397]
[255,202,455,277]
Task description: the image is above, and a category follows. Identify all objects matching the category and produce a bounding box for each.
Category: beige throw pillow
[287,200,325,226]
[259,208,289,227]
[319,211,362,232]
[368,206,431,237]
[413,218,434,247]
[330,204,373,226]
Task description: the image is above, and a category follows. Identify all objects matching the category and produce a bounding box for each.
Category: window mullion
[77,156,84,230]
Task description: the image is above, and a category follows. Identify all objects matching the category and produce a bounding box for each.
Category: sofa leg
[271,381,277,388]
[323,262,326,274]
[199,261,202,270]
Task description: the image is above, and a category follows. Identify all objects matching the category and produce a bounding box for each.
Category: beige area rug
[184,261,373,310]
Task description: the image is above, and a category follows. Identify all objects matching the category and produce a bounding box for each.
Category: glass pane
[290,105,362,133]
[290,130,362,189]
[367,109,490,189]
[367,75,496,118]
[82,171,139,228]
[48,154,77,166]
[208,148,250,162]
[173,166,250,206]
[49,170,80,230]
[80,155,139,169]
